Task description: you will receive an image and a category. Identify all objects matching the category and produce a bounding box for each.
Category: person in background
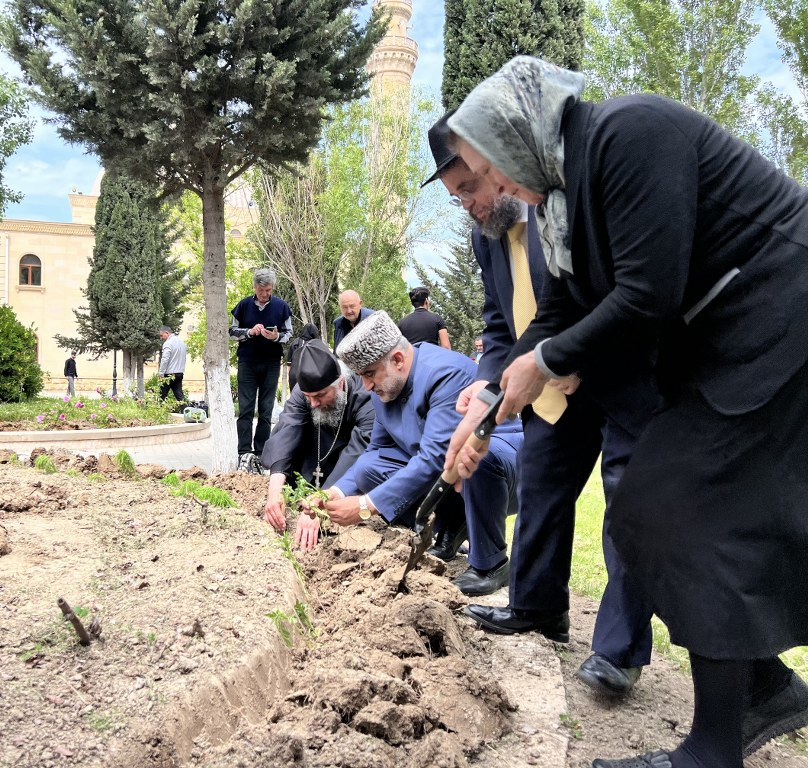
[229,268,293,463]
[398,286,451,349]
[332,290,373,351]
[64,351,78,396]
[158,326,187,402]
[470,337,484,363]
[287,323,320,391]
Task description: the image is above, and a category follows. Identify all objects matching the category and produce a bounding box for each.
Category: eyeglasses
[449,190,475,207]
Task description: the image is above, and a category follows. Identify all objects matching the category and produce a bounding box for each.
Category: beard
[478,195,523,240]
[311,387,348,429]
[373,372,407,403]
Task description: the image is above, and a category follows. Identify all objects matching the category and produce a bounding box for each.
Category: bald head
[338,290,363,323]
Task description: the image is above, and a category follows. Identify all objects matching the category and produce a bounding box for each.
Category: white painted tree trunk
[202,171,238,473]
[122,350,134,396]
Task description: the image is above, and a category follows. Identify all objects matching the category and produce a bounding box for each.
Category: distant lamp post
[111,349,118,397]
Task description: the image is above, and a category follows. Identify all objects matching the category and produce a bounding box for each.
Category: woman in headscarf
[445,56,808,768]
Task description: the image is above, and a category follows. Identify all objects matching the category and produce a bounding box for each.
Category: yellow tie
[508,222,567,424]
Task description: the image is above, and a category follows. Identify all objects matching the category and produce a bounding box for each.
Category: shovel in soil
[396,383,506,594]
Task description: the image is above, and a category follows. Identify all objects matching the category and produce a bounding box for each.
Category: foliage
[87,473,107,482]
[273,531,306,584]
[4,0,387,474]
[583,0,759,136]
[34,455,57,474]
[414,224,485,356]
[281,473,331,531]
[161,472,181,488]
[266,601,316,648]
[442,0,585,110]
[0,305,44,402]
[763,0,808,103]
[55,172,189,399]
[248,91,440,333]
[0,393,172,430]
[113,450,137,479]
[0,74,33,216]
[168,479,236,509]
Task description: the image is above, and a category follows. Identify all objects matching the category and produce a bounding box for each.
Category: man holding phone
[230,268,293,465]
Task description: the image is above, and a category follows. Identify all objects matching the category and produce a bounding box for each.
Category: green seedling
[192,485,236,508]
[113,449,137,478]
[162,472,181,487]
[273,531,306,583]
[559,712,583,740]
[34,455,57,474]
[87,472,107,482]
[281,473,330,531]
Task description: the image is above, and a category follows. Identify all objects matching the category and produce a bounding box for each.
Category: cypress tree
[443,0,585,110]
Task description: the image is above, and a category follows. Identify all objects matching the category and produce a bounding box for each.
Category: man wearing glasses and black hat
[424,111,660,699]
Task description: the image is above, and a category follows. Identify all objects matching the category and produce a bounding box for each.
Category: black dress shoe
[743,673,808,757]
[426,522,468,562]
[451,560,509,596]
[464,604,570,642]
[576,652,642,697]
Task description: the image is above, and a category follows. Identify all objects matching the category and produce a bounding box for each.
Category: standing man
[332,290,373,351]
[230,268,293,463]
[64,351,78,397]
[158,326,187,402]
[296,311,523,598]
[424,111,658,696]
[398,286,451,349]
[470,337,484,363]
[262,339,376,529]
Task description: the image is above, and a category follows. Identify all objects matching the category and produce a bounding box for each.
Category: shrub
[0,306,44,401]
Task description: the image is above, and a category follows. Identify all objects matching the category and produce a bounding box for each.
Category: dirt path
[1,452,806,767]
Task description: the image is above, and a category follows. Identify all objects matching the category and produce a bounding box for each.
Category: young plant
[87,472,107,483]
[161,471,181,487]
[281,473,331,532]
[34,454,57,474]
[273,531,306,583]
[113,449,137,478]
[192,485,236,509]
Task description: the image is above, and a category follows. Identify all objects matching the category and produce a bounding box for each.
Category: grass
[113,449,137,478]
[33,454,57,474]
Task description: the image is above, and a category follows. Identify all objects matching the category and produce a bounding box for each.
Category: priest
[262,339,376,530]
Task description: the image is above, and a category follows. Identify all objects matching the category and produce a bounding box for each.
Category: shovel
[396,383,506,594]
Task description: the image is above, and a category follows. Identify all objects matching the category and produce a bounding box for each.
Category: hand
[547,373,581,395]
[263,475,287,530]
[498,352,548,422]
[250,323,265,337]
[260,327,278,340]
[325,496,365,527]
[300,488,337,518]
[455,379,489,416]
[445,382,492,481]
[294,513,321,551]
[453,440,489,482]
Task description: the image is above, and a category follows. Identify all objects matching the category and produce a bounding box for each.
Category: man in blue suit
[424,111,658,697]
[296,310,523,597]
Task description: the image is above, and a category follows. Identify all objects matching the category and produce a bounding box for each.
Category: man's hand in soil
[326,496,375,527]
[295,513,321,551]
[263,473,287,531]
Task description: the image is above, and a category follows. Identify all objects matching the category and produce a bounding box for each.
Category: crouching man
[295,310,523,597]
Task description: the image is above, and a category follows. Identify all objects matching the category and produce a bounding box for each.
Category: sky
[0,2,799,232]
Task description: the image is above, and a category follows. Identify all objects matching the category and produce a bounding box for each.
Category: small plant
[192,485,236,509]
[162,471,181,487]
[281,473,330,531]
[293,600,316,637]
[8,452,21,466]
[113,449,137,478]
[66,468,79,477]
[34,454,57,474]
[83,710,124,735]
[266,603,316,648]
[274,531,306,583]
[266,609,296,648]
[559,712,583,740]
[87,472,107,482]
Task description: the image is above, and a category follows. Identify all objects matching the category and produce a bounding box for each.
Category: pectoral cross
[313,465,324,489]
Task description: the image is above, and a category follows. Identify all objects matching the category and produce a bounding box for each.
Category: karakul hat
[296,339,341,392]
[336,310,403,372]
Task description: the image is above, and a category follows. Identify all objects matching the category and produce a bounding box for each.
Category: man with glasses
[424,111,659,698]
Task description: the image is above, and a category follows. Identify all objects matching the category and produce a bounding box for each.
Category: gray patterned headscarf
[448,56,585,277]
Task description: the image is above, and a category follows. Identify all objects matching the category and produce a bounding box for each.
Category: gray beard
[478,195,523,240]
[311,387,348,430]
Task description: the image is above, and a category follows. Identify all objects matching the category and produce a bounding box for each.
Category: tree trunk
[202,168,238,473]
[122,350,134,395]
[136,356,145,399]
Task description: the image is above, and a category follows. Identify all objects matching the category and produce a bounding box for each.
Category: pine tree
[414,224,485,355]
[55,173,189,396]
[4,0,385,472]
[442,0,585,110]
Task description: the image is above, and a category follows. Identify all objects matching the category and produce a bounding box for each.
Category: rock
[136,464,168,479]
[0,524,10,556]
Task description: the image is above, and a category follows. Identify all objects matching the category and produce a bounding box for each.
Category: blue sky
[0,1,798,227]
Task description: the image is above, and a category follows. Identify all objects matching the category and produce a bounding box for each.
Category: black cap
[296,339,341,393]
[420,109,458,188]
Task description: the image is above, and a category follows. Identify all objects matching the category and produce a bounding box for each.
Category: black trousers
[159,373,184,402]
[236,359,281,456]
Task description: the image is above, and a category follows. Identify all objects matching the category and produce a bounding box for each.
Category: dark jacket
[333,307,374,351]
[64,357,78,377]
[511,95,808,416]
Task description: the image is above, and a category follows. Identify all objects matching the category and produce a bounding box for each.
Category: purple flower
[96,386,101,393]
[89,413,98,420]
[75,401,84,409]
[107,414,115,421]
[36,415,44,423]
[111,395,118,401]
[99,402,107,409]
[63,395,70,402]
[58,414,66,421]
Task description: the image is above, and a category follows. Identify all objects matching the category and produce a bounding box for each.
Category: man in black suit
[425,111,657,697]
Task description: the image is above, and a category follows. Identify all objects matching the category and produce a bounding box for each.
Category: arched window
[20,254,42,286]
[229,228,242,238]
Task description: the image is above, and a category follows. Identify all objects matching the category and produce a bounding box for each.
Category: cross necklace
[314,401,347,488]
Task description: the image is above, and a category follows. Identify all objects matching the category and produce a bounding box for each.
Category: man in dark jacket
[332,290,373,350]
[262,340,375,530]
[229,267,293,462]
[64,352,78,397]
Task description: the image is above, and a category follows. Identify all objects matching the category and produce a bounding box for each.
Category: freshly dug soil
[1,450,806,768]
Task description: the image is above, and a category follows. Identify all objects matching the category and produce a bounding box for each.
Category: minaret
[366,0,419,96]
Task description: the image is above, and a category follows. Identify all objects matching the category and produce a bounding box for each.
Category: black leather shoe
[451,560,509,596]
[576,652,642,697]
[592,751,672,768]
[426,522,468,562]
[464,604,570,642]
[743,673,808,757]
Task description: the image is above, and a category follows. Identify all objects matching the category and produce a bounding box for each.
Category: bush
[0,306,44,401]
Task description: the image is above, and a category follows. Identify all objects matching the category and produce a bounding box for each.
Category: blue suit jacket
[336,343,522,520]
